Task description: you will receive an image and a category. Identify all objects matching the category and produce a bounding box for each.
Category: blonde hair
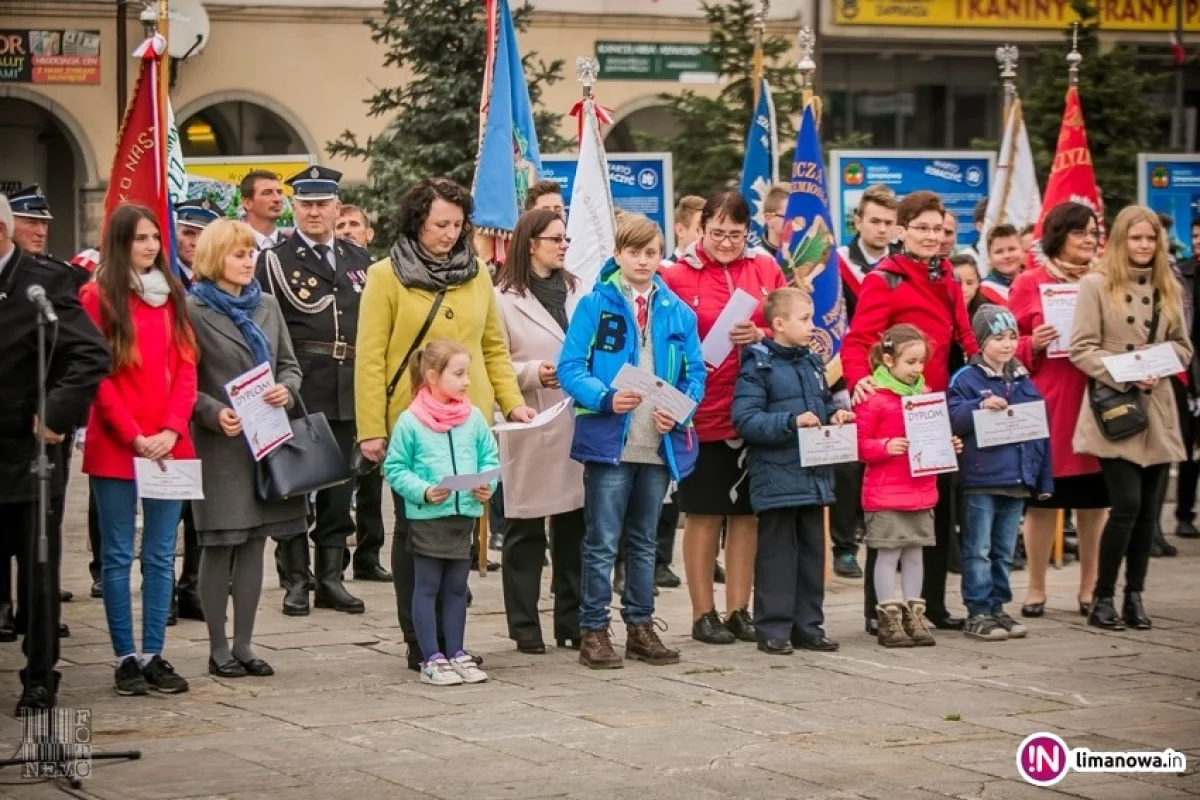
[409,338,469,393]
[193,219,257,282]
[763,287,813,327]
[1100,205,1182,330]
[675,195,705,227]
[614,214,663,253]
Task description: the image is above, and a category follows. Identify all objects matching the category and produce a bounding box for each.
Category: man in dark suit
[256,166,373,616]
[0,195,110,714]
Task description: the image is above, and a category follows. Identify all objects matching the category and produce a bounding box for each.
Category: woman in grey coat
[187,219,307,678]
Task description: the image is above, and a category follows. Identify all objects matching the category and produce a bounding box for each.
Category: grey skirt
[409,515,478,560]
[198,516,307,548]
[864,509,935,549]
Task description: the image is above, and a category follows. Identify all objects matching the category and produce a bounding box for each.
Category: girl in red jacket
[82,204,197,698]
[857,324,961,649]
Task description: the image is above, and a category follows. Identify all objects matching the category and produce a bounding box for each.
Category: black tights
[1096,459,1166,598]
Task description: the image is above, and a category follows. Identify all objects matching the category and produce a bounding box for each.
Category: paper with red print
[902,392,958,477]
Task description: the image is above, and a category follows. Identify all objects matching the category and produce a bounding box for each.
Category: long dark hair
[99,204,195,370]
[494,208,577,295]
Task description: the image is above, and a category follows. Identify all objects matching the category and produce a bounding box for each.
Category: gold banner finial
[797,25,816,92]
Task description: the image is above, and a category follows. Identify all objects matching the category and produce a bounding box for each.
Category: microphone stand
[0,301,141,788]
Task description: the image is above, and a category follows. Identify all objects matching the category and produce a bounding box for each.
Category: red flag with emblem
[1032,86,1104,257]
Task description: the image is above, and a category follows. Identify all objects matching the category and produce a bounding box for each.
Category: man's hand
[359,438,387,463]
[424,486,451,504]
[262,384,290,407]
[729,320,762,346]
[611,390,642,413]
[1031,324,1058,353]
[508,406,537,423]
[852,378,877,406]
[652,408,675,434]
[885,437,909,455]
[472,485,494,502]
[538,362,559,389]
[831,409,856,426]
[32,416,65,445]
[981,396,1009,411]
[218,408,243,438]
[795,412,821,428]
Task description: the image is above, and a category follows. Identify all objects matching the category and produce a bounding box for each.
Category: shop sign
[0,30,101,85]
[833,0,1199,32]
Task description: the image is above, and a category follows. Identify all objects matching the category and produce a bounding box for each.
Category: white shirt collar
[297,231,336,267]
[252,228,277,249]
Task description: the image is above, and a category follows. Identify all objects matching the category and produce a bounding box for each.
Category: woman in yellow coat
[355,178,534,670]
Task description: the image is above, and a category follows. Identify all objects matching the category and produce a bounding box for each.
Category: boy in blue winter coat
[948,304,1053,643]
[732,288,855,655]
[558,215,705,670]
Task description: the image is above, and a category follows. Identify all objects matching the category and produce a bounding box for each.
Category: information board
[1139,154,1200,260]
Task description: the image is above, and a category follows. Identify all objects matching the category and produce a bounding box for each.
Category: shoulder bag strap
[385,289,446,399]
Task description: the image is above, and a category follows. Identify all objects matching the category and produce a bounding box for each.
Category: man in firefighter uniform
[256,166,371,616]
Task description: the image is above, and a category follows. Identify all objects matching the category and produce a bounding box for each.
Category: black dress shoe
[757,638,793,655]
[58,622,69,638]
[352,563,393,582]
[1122,591,1152,630]
[1177,520,1200,539]
[692,609,736,644]
[793,635,839,652]
[1020,602,1045,618]
[59,590,73,603]
[1087,596,1126,630]
[1078,600,1091,617]
[864,618,879,636]
[208,657,247,678]
[15,685,53,717]
[236,657,275,676]
[928,614,965,631]
[654,564,682,588]
[406,644,422,672]
[517,640,546,655]
[725,608,757,642]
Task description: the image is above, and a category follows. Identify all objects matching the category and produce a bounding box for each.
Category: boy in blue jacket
[558,215,705,670]
[948,305,1053,643]
[732,288,855,655]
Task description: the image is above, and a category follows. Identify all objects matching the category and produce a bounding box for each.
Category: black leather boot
[279,537,310,617]
[1122,591,1152,630]
[0,602,16,643]
[1087,595,1125,631]
[314,547,365,614]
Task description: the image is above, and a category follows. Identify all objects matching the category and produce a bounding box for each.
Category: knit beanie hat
[972,303,1017,346]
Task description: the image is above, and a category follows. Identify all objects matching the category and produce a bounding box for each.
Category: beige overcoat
[1069,266,1193,467]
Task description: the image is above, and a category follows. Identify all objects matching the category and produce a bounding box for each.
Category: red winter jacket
[856,388,939,512]
[661,243,786,442]
[80,282,198,480]
[842,254,978,394]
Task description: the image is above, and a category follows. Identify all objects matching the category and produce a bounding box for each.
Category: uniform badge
[299,288,311,300]
[307,277,318,287]
[309,166,320,179]
[292,271,301,278]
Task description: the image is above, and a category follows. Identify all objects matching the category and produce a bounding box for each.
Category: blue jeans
[91,478,182,658]
[960,494,1025,617]
[580,462,669,631]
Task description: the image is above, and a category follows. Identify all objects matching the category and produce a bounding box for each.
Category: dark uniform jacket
[0,245,110,502]
[255,232,371,421]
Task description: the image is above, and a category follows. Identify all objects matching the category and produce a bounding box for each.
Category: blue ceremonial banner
[739,77,778,251]
[781,104,846,374]
[1138,154,1200,260]
[472,0,542,239]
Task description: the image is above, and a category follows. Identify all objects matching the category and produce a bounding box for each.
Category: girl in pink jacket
[857,324,962,649]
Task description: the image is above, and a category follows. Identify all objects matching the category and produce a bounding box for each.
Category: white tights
[874,546,924,604]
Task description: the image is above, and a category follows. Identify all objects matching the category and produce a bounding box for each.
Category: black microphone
[26,284,59,323]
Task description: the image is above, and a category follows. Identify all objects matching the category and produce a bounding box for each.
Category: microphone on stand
[26,284,58,323]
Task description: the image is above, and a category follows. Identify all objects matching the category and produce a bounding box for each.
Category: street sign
[595,41,717,83]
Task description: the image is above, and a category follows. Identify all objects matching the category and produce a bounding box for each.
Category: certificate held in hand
[902,392,958,477]
[224,364,293,461]
[1100,344,1186,384]
[798,424,858,467]
[973,401,1050,448]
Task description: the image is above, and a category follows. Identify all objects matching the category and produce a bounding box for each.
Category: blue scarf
[193,278,272,366]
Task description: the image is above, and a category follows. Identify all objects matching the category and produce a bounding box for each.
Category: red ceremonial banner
[1034,86,1104,244]
[102,40,165,242]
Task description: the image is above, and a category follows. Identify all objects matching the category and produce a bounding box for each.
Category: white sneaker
[420,657,463,686]
[449,653,488,684]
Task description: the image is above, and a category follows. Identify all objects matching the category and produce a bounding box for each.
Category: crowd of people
[0,167,1197,711]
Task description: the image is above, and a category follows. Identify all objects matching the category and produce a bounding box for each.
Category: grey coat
[187,293,308,532]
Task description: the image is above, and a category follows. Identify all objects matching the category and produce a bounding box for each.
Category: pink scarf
[409,386,472,433]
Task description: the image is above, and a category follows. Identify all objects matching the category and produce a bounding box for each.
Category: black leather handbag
[1088,291,1160,442]
[256,393,353,502]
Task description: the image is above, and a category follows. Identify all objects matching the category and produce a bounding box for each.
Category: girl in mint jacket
[382,339,499,687]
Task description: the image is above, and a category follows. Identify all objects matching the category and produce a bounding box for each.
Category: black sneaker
[142,655,189,694]
[654,564,682,588]
[833,553,863,578]
[115,656,149,696]
[963,614,1008,641]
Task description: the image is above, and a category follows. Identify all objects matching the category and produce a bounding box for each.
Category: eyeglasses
[535,235,571,246]
[908,225,945,237]
[707,230,747,243]
[1069,229,1100,240]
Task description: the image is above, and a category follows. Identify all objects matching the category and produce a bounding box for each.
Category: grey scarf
[528,269,569,331]
[389,235,479,291]
[135,268,171,308]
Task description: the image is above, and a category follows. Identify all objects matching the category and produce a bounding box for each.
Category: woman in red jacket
[1008,201,1109,618]
[661,192,786,646]
[82,204,197,698]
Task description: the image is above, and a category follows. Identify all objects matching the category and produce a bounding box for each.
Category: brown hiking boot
[876,602,915,648]
[579,629,623,670]
[626,619,680,665]
[902,599,937,647]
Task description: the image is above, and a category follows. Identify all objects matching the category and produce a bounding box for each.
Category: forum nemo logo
[1017,732,1188,787]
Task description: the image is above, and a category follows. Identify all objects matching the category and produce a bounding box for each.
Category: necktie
[636,295,648,333]
[313,243,331,266]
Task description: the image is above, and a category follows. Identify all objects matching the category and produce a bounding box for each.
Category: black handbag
[257,393,353,502]
[1088,290,1160,442]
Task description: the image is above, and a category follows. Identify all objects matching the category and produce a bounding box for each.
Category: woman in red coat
[82,204,197,698]
[1007,201,1109,618]
[661,192,786,646]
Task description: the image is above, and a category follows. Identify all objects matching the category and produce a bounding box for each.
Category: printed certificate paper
[798,424,858,467]
[1040,284,1079,359]
[225,364,293,461]
[435,467,503,492]
[973,401,1050,448]
[1101,344,1186,383]
[611,363,697,423]
[902,392,958,477]
[492,398,573,433]
[134,458,204,500]
[700,288,761,366]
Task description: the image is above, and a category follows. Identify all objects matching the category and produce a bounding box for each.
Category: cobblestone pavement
[1,477,1198,799]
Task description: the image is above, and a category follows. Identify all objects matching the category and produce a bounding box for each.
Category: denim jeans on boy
[961,493,1025,616]
[91,478,182,658]
[580,462,670,631]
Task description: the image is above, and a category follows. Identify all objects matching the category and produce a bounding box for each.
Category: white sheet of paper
[973,401,1050,448]
[1040,283,1080,359]
[902,392,958,477]
[1101,343,1185,383]
[700,288,761,366]
[610,363,697,423]
[224,363,293,462]
[798,424,859,467]
[134,458,204,500]
[492,398,573,433]
[435,467,502,492]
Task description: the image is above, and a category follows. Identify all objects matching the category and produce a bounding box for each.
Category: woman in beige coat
[494,209,586,652]
[1069,205,1193,633]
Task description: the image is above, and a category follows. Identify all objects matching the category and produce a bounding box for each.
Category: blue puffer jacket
[948,357,1054,497]
[557,258,705,481]
[731,338,836,513]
